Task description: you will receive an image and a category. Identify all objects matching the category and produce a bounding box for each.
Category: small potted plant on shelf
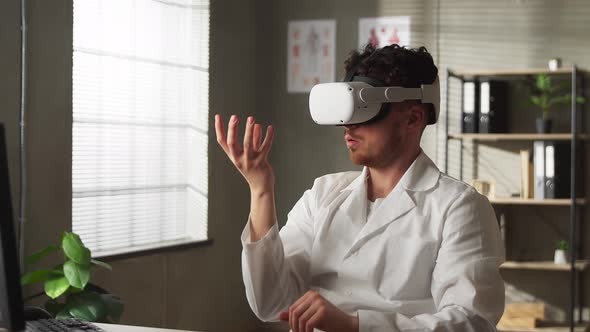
[529,73,585,133]
[21,232,124,322]
[554,239,569,264]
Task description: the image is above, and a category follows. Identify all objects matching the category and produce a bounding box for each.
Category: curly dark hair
[344,44,438,124]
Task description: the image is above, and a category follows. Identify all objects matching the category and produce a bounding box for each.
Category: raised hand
[215,114,275,194]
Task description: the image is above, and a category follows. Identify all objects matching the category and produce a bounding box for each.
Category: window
[72,0,209,257]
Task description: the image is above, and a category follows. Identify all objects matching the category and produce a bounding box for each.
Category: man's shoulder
[307,171,362,201]
[313,170,361,190]
[436,172,488,204]
[436,172,489,205]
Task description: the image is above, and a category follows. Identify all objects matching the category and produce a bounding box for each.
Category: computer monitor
[0,123,26,331]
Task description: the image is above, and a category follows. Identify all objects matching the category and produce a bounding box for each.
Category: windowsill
[94,238,214,262]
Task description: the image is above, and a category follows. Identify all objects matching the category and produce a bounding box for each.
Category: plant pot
[536,118,552,133]
[554,249,568,264]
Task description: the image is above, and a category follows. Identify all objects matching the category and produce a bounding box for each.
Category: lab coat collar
[399,150,440,192]
[339,151,440,256]
[340,150,440,193]
[340,167,369,193]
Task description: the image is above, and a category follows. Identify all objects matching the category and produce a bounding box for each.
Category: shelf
[450,67,589,79]
[501,260,590,272]
[490,197,586,206]
[448,133,590,141]
[498,325,589,332]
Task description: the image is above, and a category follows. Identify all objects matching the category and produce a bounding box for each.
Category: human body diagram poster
[358,16,411,49]
[287,20,336,93]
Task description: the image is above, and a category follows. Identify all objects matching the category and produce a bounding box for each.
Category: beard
[348,147,372,166]
[348,132,403,168]
[348,145,386,168]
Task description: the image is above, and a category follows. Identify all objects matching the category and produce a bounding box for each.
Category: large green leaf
[45,275,70,299]
[91,259,112,271]
[21,269,52,285]
[63,261,90,289]
[100,294,124,323]
[67,291,107,322]
[61,233,91,265]
[25,245,59,266]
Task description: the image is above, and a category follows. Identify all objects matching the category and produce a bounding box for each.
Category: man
[215,44,505,332]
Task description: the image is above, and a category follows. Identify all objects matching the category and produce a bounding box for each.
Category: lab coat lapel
[348,187,415,253]
[345,151,439,255]
[339,168,368,228]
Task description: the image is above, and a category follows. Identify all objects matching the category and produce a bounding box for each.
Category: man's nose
[344,123,359,130]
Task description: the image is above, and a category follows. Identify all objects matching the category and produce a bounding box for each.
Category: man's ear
[406,103,427,132]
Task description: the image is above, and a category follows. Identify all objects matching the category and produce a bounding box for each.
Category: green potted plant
[21,232,124,323]
[554,239,569,264]
[529,73,585,133]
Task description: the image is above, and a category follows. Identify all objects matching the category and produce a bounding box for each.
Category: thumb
[279,311,289,321]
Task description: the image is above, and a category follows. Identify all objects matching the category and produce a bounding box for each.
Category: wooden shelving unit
[489,198,587,206]
[445,67,588,331]
[501,260,590,272]
[448,133,590,141]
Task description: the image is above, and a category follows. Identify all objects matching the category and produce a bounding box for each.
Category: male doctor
[215,44,505,332]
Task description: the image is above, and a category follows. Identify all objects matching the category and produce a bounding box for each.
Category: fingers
[298,302,319,332]
[215,114,273,160]
[253,123,262,151]
[260,125,275,155]
[294,303,313,332]
[305,309,323,332]
[226,115,242,158]
[214,114,229,154]
[290,291,314,332]
[243,116,255,155]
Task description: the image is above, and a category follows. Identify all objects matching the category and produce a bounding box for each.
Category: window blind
[72,0,209,257]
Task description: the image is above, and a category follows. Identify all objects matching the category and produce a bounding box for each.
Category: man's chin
[349,150,368,166]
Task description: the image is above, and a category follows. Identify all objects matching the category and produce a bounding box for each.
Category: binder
[462,81,478,133]
[533,141,572,200]
[533,141,545,199]
[545,141,571,199]
[479,81,508,133]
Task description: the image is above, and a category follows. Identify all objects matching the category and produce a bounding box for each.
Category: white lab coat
[241,151,505,332]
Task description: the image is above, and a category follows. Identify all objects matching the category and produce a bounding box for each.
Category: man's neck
[367,148,421,201]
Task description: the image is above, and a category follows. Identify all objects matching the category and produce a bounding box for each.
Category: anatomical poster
[358,16,410,49]
[287,20,336,93]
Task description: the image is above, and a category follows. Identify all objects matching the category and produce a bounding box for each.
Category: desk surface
[0,324,199,332]
[95,323,199,332]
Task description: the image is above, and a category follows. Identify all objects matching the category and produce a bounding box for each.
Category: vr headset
[309,73,440,126]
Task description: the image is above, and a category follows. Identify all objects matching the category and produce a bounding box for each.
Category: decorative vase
[554,249,567,264]
[536,118,552,133]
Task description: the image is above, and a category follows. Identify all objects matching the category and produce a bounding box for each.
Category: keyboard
[26,318,104,332]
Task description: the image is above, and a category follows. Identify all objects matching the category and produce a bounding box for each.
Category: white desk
[95,323,200,332]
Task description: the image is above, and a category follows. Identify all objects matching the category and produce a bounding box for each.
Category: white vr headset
[309,76,440,126]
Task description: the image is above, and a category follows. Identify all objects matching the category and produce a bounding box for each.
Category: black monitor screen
[0,124,25,331]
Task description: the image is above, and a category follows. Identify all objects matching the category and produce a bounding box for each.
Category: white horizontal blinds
[72,0,209,256]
